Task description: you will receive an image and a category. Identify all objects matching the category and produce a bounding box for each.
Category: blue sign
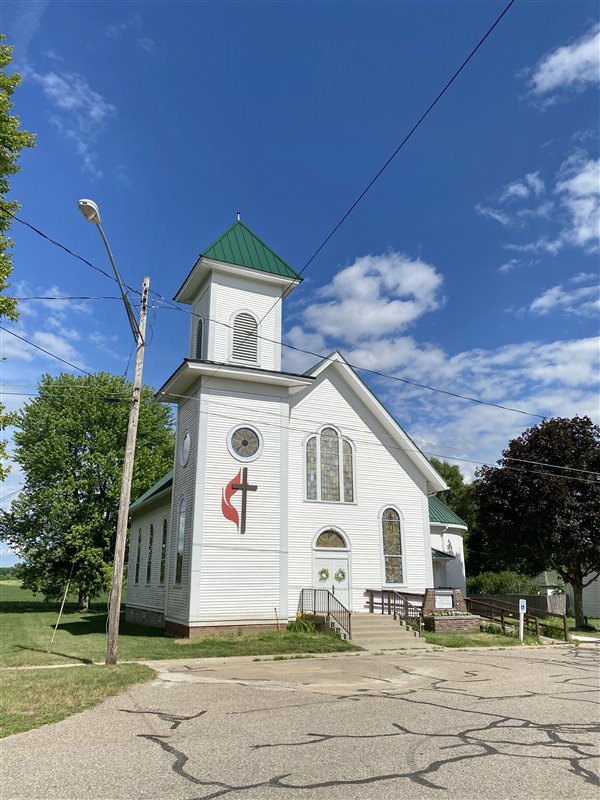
[519,599,527,613]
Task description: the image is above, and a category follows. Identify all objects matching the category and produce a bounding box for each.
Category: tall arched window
[175,498,187,585]
[232,312,258,363]
[306,427,354,502]
[382,508,403,584]
[159,518,167,585]
[146,524,153,584]
[134,528,142,584]
[195,318,204,359]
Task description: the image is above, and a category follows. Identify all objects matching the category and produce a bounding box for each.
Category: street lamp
[78,198,150,665]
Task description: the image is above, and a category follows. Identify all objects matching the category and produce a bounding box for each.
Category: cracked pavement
[2,645,599,799]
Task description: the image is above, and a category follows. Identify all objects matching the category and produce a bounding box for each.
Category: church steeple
[174,220,301,373]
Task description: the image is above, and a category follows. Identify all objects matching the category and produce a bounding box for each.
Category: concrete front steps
[349,612,430,650]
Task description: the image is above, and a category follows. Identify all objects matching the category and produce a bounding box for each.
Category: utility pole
[78,197,151,666]
[105,276,149,665]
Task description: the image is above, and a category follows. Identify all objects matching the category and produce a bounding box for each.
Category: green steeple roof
[201,220,302,281]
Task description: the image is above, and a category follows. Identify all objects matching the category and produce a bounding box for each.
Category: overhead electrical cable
[0,327,92,375]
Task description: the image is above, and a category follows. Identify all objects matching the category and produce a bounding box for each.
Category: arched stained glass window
[320,427,340,501]
[175,498,187,585]
[146,524,153,584]
[195,319,204,359]
[160,519,167,586]
[232,312,258,363]
[306,436,317,500]
[305,428,354,502]
[382,508,403,584]
[316,529,346,548]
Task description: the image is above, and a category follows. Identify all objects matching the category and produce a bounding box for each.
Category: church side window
[134,528,142,584]
[159,519,167,585]
[175,498,187,585]
[195,318,204,359]
[146,524,153,585]
[321,427,340,501]
[305,427,355,502]
[306,436,317,500]
[382,508,403,584]
[232,312,258,363]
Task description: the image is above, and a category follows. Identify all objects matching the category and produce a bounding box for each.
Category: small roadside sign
[519,599,527,613]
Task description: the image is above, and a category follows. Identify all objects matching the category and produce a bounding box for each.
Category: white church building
[125,221,467,637]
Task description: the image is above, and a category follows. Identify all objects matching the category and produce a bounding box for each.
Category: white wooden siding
[165,396,199,623]
[287,369,431,614]
[430,527,466,594]
[126,497,172,612]
[192,382,287,622]
[211,273,280,370]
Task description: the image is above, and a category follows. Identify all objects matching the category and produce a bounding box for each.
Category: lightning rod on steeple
[237,211,241,221]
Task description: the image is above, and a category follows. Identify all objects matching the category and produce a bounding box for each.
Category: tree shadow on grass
[13,645,94,665]
[56,615,167,639]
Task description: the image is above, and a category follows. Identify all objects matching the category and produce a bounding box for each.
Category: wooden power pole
[105,276,150,665]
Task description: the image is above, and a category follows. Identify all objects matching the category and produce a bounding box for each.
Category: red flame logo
[221,470,241,531]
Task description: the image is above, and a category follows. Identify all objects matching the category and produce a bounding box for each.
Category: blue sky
[1,1,599,565]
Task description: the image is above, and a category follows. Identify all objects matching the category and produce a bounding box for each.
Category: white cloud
[89,331,122,359]
[498,259,518,275]
[475,204,511,226]
[529,282,600,318]
[30,331,85,365]
[3,0,49,64]
[500,172,545,202]
[28,69,116,177]
[529,24,600,99]
[555,155,600,251]
[302,252,443,344]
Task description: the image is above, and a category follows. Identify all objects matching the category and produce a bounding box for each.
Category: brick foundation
[424,615,481,633]
[164,621,280,639]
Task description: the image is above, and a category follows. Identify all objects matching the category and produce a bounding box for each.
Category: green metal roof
[428,495,468,528]
[201,220,302,281]
[432,547,455,559]
[130,470,173,513]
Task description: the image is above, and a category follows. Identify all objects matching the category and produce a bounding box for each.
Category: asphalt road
[2,645,599,799]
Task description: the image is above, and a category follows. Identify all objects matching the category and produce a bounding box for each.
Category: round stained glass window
[229,427,261,460]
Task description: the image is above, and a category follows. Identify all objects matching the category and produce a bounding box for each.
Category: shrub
[286,615,319,634]
[467,571,541,596]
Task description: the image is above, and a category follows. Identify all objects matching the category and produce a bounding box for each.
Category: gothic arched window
[175,498,187,585]
[159,518,167,586]
[195,318,204,359]
[232,312,258,364]
[146,524,153,584]
[382,508,403,584]
[306,427,355,502]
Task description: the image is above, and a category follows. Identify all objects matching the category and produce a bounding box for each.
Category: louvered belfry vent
[195,318,204,359]
[232,312,258,363]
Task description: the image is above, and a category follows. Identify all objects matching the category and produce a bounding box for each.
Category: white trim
[279,402,289,619]
[226,423,264,463]
[378,504,409,588]
[189,394,209,619]
[174,256,301,303]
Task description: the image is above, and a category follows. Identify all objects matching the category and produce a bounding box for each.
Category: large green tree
[0,36,36,480]
[474,416,600,627]
[0,372,175,609]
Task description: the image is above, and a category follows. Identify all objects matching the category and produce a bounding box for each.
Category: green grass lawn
[0,582,357,667]
[538,615,600,639]
[422,631,539,648]
[1,664,155,738]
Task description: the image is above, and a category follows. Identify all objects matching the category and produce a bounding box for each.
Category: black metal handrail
[298,589,352,639]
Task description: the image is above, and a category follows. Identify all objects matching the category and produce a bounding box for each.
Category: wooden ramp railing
[465,597,569,641]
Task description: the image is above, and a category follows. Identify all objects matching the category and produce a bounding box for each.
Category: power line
[4,383,597,483]
[206,0,517,385]
[0,327,91,375]
[11,295,121,301]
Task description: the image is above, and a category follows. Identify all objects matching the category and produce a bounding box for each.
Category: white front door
[313,554,350,609]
